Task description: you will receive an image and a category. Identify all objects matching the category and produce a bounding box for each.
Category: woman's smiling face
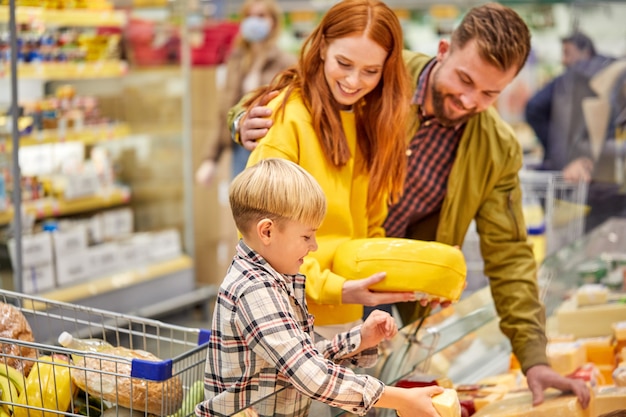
[321,33,387,109]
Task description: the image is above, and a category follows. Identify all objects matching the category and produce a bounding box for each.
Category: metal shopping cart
[0,289,210,417]
[519,170,589,256]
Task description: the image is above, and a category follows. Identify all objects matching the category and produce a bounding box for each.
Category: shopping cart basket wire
[0,289,211,417]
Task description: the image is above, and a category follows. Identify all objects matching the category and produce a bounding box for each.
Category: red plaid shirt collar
[383,58,465,238]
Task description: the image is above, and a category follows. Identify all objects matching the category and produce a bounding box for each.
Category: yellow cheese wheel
[333,238,466,302]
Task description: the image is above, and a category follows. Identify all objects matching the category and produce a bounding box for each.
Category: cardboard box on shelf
[8,232,54,269]
[100,207,134,240]
[20,263,55,294]
[86,242,121,279]
[52,224,88,257]
[148,228,183,261]
[55,252,90,286]
[117,233,151,267]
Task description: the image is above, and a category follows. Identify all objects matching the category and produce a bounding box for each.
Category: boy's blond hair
[229,158,327,235]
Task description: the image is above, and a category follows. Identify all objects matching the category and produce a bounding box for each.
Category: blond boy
[195,159,443,417]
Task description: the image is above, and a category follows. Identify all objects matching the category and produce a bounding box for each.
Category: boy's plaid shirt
[195,240,384,417]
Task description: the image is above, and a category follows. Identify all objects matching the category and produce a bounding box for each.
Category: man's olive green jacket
[402,51,547,373]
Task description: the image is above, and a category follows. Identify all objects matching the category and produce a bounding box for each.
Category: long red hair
[245,0,411,205]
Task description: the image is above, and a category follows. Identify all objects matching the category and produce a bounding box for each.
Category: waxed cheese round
[333,238,467,301]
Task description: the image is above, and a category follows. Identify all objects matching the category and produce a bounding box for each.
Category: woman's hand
[341,272,416,306]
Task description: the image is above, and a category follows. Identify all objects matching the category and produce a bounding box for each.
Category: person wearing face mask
[194,0,295,187]
[228,2,591,411]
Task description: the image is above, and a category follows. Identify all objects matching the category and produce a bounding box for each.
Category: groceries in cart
[57,332,183,415]
[333,238,467,303]
[1,304,38,376]
[0,294,209,417]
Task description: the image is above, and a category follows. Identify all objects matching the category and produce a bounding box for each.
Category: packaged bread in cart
[333,238,467,302]
[58,332,183,415]
[0,302,38,375]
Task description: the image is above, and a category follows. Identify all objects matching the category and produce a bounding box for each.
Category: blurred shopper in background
[195,0,295,187]
[525,32,624,231]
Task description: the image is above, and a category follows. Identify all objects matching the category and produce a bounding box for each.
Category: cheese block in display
[576,284,609,307]
[333,238,466,301]
[547,342,587,375]
[472,391,590,417]
[556,299,626,338]
[593,386,626,415]
[579,336,616,366]
[432,388,462,417]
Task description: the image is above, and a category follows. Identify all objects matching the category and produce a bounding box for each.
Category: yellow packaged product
[13,355,75,417]
[333,238,466,302]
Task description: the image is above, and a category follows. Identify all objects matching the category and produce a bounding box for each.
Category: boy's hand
[397,386,443,417]
[376,385,443,417]
[360,309,398,350]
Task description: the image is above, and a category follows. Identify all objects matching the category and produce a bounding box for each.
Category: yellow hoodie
[246,89,387,325]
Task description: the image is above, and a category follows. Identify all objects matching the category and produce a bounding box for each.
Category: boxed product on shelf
[148,228,182,261]
[54,250,90,285]
[85,240,121,278]
[117,232,151,266]
[50,222,88,256]
[7,230,54,267]
[99,206,133,240]
[18,263,55,293]
[52,169,100,199]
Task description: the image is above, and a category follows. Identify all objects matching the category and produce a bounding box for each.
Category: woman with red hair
[245,0,415,339]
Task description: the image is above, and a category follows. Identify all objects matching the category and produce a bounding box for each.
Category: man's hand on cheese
[342,272,416,306]
[526,364,591,408]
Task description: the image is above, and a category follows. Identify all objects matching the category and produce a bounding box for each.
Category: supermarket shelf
[23,254,196,343]
[0,60,128,80]
[0,186,131,226]
[38,254,193,306]
[0,6,126,27]
[0,123,131,151]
